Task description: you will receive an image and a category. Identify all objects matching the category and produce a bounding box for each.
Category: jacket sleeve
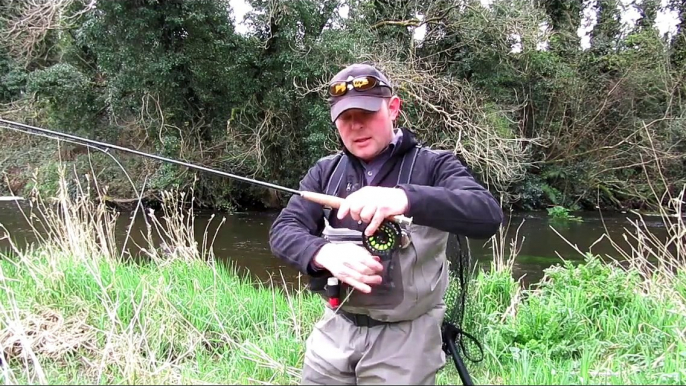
[397,150,503,239]
[269,163,330,276]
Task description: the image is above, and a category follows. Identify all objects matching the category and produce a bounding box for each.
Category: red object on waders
[326,277,341,308]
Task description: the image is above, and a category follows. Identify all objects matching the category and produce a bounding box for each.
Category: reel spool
[362,220,402,258]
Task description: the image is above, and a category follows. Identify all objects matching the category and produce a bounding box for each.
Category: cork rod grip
[299,191,413,226]
[300,191,344,209]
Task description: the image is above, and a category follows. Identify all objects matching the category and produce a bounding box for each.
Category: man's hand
[313,243,384,293]
[337,186,409,236]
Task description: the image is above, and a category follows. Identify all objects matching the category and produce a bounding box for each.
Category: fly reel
[362,220,403,258]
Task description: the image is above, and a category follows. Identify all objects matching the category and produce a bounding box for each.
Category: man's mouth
[354,137,371,144]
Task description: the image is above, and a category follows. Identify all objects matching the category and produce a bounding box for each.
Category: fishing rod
[0,117,412,256]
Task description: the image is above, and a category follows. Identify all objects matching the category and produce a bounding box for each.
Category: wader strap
[397,145,420,186]
[323,153,346,223]
[325,153,346,196]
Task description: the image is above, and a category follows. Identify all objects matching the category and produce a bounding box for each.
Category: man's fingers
[365,209,386,237]
[338,270,381,293]
[346,257,383,275]
[343,277,372,293]
[359,204,377,224]
[337,200,350,220]
[365,274,383,285]
[344,260,375,276]
[330,249,385,294]
[360,255,384,272]
[348,200,365,222]
[341,260,382,282]
[338,191,360,220]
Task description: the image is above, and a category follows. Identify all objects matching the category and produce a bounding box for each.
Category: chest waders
[316,146,483,386]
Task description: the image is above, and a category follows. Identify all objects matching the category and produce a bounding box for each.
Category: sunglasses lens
[352,76,377,91]
[329,82,348,97]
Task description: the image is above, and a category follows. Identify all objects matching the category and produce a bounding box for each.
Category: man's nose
[349,115,364,129]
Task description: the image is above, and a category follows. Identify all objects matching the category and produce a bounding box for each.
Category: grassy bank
[1,172,685,384]
[456,256,686,385]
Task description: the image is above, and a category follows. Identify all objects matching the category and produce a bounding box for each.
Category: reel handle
[300,191,413,227]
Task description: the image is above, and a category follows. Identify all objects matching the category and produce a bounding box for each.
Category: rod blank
[0,118,413,226]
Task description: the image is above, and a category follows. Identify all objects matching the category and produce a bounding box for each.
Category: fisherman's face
[334,96,401,162]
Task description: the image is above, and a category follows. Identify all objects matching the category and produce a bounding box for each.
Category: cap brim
[331,96,384,122]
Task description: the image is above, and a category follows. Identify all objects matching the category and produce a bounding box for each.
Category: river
[0,200,671,288]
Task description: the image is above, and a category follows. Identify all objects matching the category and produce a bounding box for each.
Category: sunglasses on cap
[328,75,391,97]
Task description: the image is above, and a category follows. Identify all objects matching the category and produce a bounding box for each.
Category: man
[269,63,503,385]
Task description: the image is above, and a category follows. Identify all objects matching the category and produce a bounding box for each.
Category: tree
[669,0,686,68]
[538,0,583,57]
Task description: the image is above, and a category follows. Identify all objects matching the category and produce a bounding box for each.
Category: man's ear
[387,96,401,121]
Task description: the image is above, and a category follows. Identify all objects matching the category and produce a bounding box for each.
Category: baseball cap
[327,63,393,122]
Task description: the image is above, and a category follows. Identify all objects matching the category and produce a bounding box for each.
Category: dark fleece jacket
[269,127,504,276]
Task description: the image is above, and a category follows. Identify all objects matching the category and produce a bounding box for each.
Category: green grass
[1,170,684,384]
[2,247,684,385]
[452,256,686,385]
[0,248,323,384]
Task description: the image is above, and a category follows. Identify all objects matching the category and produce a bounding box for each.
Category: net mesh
[442,233,484,364]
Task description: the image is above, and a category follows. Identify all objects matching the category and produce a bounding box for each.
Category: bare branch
[361,51,548,201]
[371,19,423,29]
[0,0,95,66]
[370,3,460,30]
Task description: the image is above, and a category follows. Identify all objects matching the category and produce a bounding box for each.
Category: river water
[0,200,671,287]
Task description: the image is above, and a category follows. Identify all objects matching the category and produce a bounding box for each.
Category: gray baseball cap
[327,63,393,122]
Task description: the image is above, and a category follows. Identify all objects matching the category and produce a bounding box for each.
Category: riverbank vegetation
[1,168,684,384]
[1,0,685,213]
